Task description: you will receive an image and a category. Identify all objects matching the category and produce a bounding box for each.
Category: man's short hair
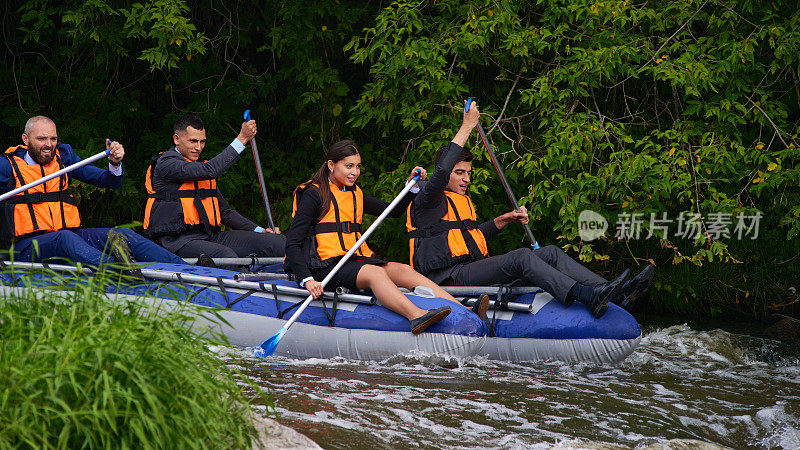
[24,116,55,135]
[434,145,474,168]
[174,114,205,133]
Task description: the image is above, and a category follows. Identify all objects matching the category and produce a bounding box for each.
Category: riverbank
[250,415,320,449]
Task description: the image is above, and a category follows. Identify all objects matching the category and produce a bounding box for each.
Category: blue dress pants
[12,228,184,266]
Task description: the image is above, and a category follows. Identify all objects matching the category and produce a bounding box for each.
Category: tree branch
[488,75,519,136]
[747,96,794,148]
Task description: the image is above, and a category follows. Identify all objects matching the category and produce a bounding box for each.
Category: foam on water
[218,324,800,448]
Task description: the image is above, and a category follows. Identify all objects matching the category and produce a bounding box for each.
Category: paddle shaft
[466,99,540,249]
[0,149,110,202]
[277,173,421,332]
[250,139,275,230]
[243,110,275,231]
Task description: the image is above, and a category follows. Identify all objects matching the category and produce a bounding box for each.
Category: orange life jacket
[292,181,373,268]
[406,190,488,274]
[0,146,81,244]
[142,150,222,237]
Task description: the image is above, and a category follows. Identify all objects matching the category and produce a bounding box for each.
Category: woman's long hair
[294,139,360,221]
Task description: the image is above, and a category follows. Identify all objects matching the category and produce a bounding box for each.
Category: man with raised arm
[406,102,654,318]
[0,116,184,268]
[143,114,285,263]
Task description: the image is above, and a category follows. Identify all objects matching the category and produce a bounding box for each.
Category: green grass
[0,267,271,449]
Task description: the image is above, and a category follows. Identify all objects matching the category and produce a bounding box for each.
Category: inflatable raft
[0,262,641,364]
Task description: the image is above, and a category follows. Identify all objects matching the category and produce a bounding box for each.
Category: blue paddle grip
[243,110,251,121]
[464,98,472,113]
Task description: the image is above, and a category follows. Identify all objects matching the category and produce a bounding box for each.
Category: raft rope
[214,276,230,306]
[269,283,308,320]
[173,272,211,304]
[487,292,511,338]
[319,290,341,327]
[226,289,257,308]
[271,284,282,318]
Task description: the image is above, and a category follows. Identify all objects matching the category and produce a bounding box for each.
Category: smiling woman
[282,139,477,335]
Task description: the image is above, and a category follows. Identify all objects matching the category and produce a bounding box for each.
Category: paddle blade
[254,326,286,358]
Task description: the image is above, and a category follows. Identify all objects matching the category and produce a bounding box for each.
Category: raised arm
[155,145,242,182]
[415,101,480,208]
[156,120,257,182]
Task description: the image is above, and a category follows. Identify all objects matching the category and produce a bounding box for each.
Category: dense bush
[0,268,267,448]
[0,0,797,317]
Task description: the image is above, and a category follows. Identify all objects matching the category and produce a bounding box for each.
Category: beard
[29,145,56,165]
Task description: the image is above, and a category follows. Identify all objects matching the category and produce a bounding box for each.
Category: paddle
[243,110,276,231]
[255,170,423,358]
[465,98,540,249]
[0,144,113,203]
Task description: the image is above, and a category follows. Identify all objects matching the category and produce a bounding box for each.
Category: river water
[225,322,800,449]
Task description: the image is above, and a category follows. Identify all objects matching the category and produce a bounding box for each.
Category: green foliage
[0,267,268,448]
[345,0,800,316]
[0,0,798,317]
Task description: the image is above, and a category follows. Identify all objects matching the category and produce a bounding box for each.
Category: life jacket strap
[311,221,362,234]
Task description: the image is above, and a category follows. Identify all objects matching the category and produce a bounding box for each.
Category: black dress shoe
[410,307,451,335]
[196,254,216,268]
[613,264,655,308]
[586,269,630,318]
[472,294,490,319]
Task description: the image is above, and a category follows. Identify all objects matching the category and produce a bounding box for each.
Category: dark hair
[174,114,205,133]
[433,145,473,168]
[295,139,360,221]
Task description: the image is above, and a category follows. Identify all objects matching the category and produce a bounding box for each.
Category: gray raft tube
[233,273,542,295]
[0,261,375,306]
[182,257,283,266]
[2,262,537,313]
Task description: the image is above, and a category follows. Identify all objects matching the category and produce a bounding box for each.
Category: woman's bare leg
[382,262,459,304]
[356,264,427,320]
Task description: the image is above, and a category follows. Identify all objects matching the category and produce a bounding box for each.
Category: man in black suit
[143,114,285,260]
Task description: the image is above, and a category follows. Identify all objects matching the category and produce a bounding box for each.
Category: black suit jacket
[151,145,258,252]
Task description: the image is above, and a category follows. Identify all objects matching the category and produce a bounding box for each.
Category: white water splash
[217,324,799,449]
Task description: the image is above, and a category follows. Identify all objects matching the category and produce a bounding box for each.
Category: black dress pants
[433,245,605,303]
[175,230,286,259]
